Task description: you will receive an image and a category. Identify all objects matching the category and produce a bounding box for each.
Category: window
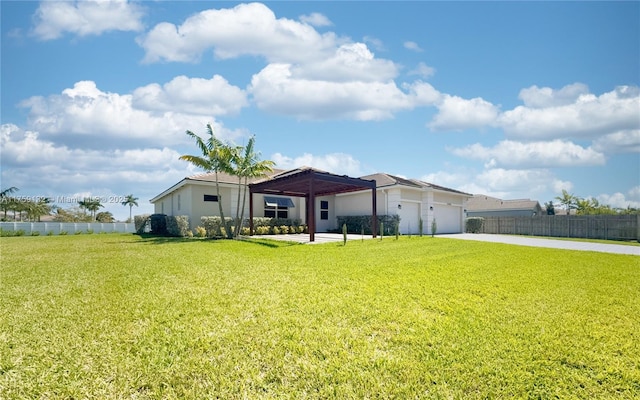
[177,195,181,210]
[264,196,294,219]
[204,194,219,202]
[320,200,329,220]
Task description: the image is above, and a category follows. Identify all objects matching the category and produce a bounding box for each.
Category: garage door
[398,202,420,234]
[433,205,462,234]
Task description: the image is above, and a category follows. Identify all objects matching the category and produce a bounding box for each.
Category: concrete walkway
[246,233,376,245]
[247,232,639,255]
[441,233,640,256]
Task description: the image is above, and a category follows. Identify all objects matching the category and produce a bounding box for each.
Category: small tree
[418,218,423,237]
[545,201,555,215]
[342,223,348,246]
[431,218,437,237]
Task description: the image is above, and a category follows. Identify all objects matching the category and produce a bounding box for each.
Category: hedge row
[336,215,401,235]
[200,216,307,238]
[465,217,485,233]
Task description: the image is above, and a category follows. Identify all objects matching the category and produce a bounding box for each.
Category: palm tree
[180,124,234,238]
[79,198,103,221]
[1,187,19,220]
[575,198,592,215]
[231,136,275,237]
[121,194,139,222]
[26,198,53,222]
[555,189,576,215]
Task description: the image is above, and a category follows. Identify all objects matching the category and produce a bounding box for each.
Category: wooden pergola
[249,168,377,242]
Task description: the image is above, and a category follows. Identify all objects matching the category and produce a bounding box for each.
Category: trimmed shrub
[166,215,190,237]
[194,226,207,238]
[134,214,150,234]
[150,214,167,235]
[431,218,437,237]
[201,216,234,237]
[465,217,484,233]
[256,226,270,235]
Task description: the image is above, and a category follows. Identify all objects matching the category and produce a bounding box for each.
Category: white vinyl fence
[0,222,135,235]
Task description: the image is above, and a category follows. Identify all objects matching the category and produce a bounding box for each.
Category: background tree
[79,198,103,221]
[180,124,234,238]
[1,187,19,220]
[544,201,555,215]
[26,198,54,221]
[96,211,115,222]
[122,194,139,222]
[53,206,91,222]
[555,189,577,214]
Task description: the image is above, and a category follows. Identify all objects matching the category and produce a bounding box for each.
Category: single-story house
[466,195,543,218]
[150,167,472,236]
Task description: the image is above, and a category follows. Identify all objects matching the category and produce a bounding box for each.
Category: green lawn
[1,234,639,399]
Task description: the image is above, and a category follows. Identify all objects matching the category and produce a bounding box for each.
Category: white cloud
[429,94,499,131]
[363,36,386,52]
[138,2,339,64]
[597,187,640,209]
[499,85,640,140]
[421,167,573,201]
[271,152,363,177]
[291,43,398,83]
[31,0,144,40]
[592,130,640,154]
[403,41,423,52]
[249,64,435,121]
[475,168,567,198]
[1,123,191,219]
[518,83,590,108]
[450,140,606,168]
[408,62,436,79]
[299,12,332,27]
[19,80,244,148]
[132,75,248,116]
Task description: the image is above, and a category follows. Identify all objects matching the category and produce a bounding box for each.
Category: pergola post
[372,187,377,238]
[308,178,315,242]
[249,188,254,236]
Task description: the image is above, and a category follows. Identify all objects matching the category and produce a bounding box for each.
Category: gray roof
[360,172,472,196]
[467,195,542,211]
[152,168,471,203]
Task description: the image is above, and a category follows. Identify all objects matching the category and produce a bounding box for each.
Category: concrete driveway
[442,233,640,256]
[247,232,639,255]
[242,233,640,256]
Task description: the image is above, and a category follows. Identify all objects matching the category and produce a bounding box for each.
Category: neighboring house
[466,195,543,218]
[150,167,472,234]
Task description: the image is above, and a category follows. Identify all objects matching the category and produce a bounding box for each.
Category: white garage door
[398,202,420,234]
[433,205,462,234]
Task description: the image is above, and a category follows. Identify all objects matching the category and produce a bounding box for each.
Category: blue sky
[1,1,639,220]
